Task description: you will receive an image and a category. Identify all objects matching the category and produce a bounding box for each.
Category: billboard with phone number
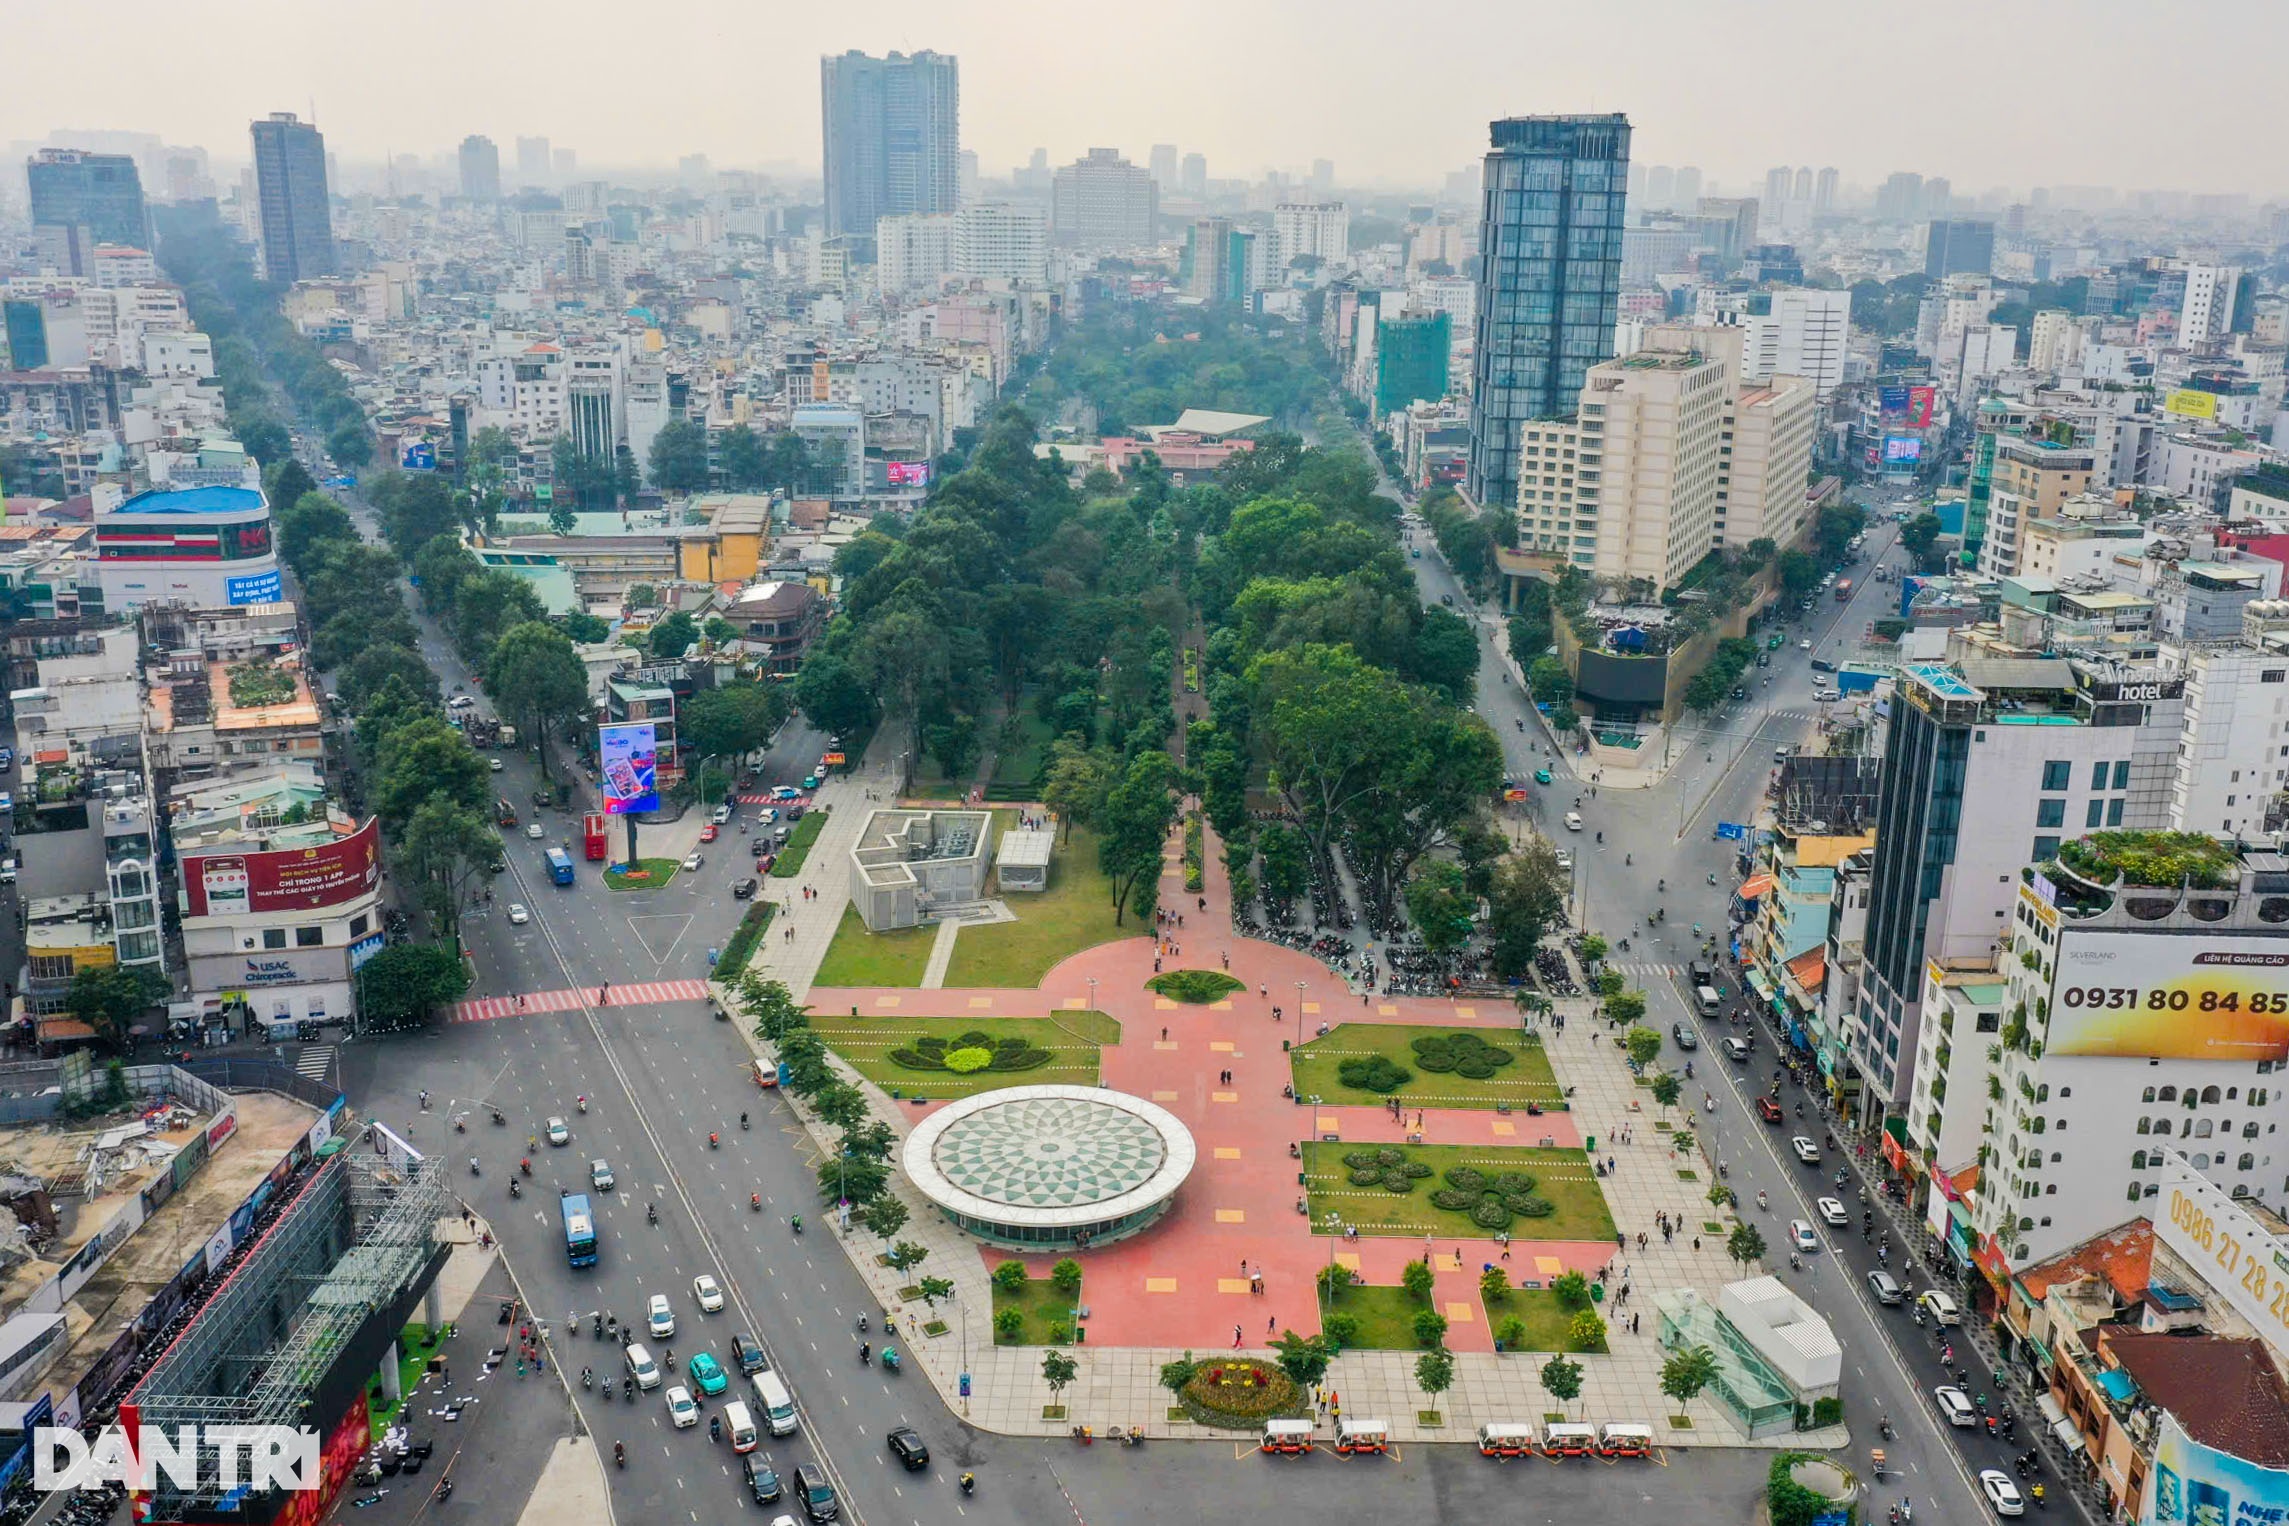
[2144,1407,2289,1525]
[599,722,659,815]
[2049,932,2289,1061]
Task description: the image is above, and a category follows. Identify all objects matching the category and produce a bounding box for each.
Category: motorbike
[519,1158,532,1177]
[882,1346,901,1373]
[491,1110,505,1126]
[740,1113,749,1130]
[614,1443,624,1470]
[647,1204,658,1226]
[581,1368,593,1389]
[751,1193,762,1212]
[708,1133,719,1149]
[508,1180,522,1199]
[709,1417,721,1444]
[858,1342,871,1366]
[577,1097,588,1113]
[960,1473,976,1497]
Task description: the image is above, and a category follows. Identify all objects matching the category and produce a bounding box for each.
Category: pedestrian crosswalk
[1607,961,1684,982]
[449,979,712,1024]
[295,1045,336,1086]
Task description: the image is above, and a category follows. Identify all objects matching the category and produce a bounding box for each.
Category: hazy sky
[11,0,2285,197]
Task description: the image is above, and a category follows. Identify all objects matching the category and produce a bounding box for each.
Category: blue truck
[544,847,575,886]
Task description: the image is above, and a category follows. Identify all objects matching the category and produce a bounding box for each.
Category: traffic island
[602,858,679,891]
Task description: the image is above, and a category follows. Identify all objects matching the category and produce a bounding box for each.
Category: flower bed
[886,1030,1053,1074]
[1178,1359,1303,1429]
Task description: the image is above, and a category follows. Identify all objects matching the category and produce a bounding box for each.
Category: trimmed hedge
[887,1031,1053,1073]
[1431,1164,1549,1230]
[1336,1055,1412,1093]
[1410,1031,1517,1079]
[1147,969,1244,1004]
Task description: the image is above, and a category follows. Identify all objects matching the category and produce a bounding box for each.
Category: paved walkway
[709,733,1842,1449]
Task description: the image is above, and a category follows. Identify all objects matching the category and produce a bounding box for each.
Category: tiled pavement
[708,728,1843,1448]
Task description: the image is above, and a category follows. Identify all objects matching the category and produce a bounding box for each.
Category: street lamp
[1085,976,1097,1014]
[1295,979,1307,1023]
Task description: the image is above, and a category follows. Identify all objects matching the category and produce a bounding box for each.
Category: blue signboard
[349,932,386,970]
[401,441,436,470]
[1879,386,1910,418]
[225,569,284,605]
[1716,822,1748,841]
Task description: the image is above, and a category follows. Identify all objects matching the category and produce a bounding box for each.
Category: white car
[625,1342,661,1389]
[693,1274,725,1313]
[525,822,545,840]
[544,1116,569,1146]
[1799,638,1813,650]
[1790,1135,1821,1165]
[590,1159,614,1191]
[490,757,504,772]
[506,903,530,926]
[1980,1468,2025,1517]
[758,807,779,823]
[647,1293,676,1339]
[1563,811,1584,832]
[1788,1219,1818,1253]
[1934,1384,1976,1426]
[682,851,704,871]
[1817,1196,1848,1226]
[1721,1036,1751,1063]
[447,694,476,711]
[712,804,733,825]
[664,1385,699,1428]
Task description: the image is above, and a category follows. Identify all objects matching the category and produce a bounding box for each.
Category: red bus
[583,812,609,861]
[1834,578,1853,603]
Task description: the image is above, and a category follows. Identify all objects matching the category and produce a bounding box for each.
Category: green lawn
[603,857,680,891]
[1301,1141,1615,1243]
[769,809,828,877]
[812,905,936,988]
[941,824,1138,987]
[1319,1282,1438,1350]
[1289,1023,1562,1109]
[989,1272,1081,1345]
[986,710,1054,799]
[809,1014,1106,1099]
[1483,1287,1581,1352]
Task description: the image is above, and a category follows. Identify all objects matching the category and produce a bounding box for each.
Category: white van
[1919,1289,1963,1326]
[752,1369,799,1436]
[1695,984,1723,1019]
[625,1341,661,1390]
[722,1399,758,1454]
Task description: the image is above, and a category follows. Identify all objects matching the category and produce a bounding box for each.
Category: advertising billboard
[884,460,932,487]
[1879,385,1911,419]
[2144,1408,2289,1526]
[1907,386,1936,428]
[2048,932,2289,1062]
[226,569,284,605]
[2152,1151,2289,1361]
[598,721,659,815]
[400,442,436,470]
[2166,389,2221,420]
[1882,436,1925,464]
[180,820,381,917]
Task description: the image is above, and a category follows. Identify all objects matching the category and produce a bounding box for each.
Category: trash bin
[1591,1283,1605,1304]
[1586,1134,1597,1152]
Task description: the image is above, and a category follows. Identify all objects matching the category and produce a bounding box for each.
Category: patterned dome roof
[932,1094,1168,1208]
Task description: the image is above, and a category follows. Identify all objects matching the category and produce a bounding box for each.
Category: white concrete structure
[1716,374,1818,551]
[902,1086,1196,1249]
[2167,602,2289,840]
[1697,287,1850,401]
[954,203,1048,285]
[1717,1276,1841,1399]
[994,827,1054,893]
[845,808,993,931]
[875,212,956,292]
[2029,310,2082,373]
[1272,202,1349,270]
[1050,149,1156,252]
[2180,264,2240,346]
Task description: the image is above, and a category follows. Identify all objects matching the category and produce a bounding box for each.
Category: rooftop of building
[2099,1329,2289,1467]
[2017,1219,2155,1306]
[104,485,265,520]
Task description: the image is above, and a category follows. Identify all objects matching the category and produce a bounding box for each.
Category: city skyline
[7,0,2289,199]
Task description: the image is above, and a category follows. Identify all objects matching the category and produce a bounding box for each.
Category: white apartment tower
[2181,265,2241,347]
[876,212,957,291]
[1272,202,1350,269]
[2168,601,2289,840]
[954,203,1048,285]
[1049,148,1157,251]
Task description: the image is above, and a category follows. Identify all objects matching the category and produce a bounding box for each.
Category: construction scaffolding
[127,1125,447,1521]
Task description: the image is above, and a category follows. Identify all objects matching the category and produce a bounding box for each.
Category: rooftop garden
[226,660,298,709]
[2055,831,2239,891]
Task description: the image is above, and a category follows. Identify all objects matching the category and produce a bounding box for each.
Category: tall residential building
[1645,165,1675,208]
[1814,167,1839,210]
[1182,218,1261,303]
[1149,144,1179,189]
[553,146,577,179]
[1049,148,1156,252]
[1850,658,2181,1119]
[2180,264,2241,346]
[1180,153,1206,196]
[874,213,956,291]
[1728,287,1851,400]
[515,135,551,185]
[1272,202,1349,269]
[1877,172,1925,222]
[1976,435,2097,580]
[249,113,335,283]
[2028,309,2081,372]
[1925,218,1996,280]
[1374,311,1451,418]
[1717,373,1819,550]
[820,49,960,244]
[1311,158,1335,193]
[458,135,502,201]
[2167,601,2289,840]
[957,149,979,206]
[1465,113,1631,515]
[954,203,1048,285]
[1671,166,1702,207]
[1764,166,1794,210]
[26,149,151,254]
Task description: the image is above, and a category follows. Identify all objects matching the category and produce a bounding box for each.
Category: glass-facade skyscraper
[250,112,336,284]
[1466,114,1631,515]
[27,149,151,249]
[820,50,960,247]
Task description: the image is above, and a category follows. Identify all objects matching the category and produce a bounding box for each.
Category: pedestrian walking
[1161,1026,1168,1041]
[1233,1324,1243,1349]
[1268,1314,1276,1333]
[1693,1236,1702,1252]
